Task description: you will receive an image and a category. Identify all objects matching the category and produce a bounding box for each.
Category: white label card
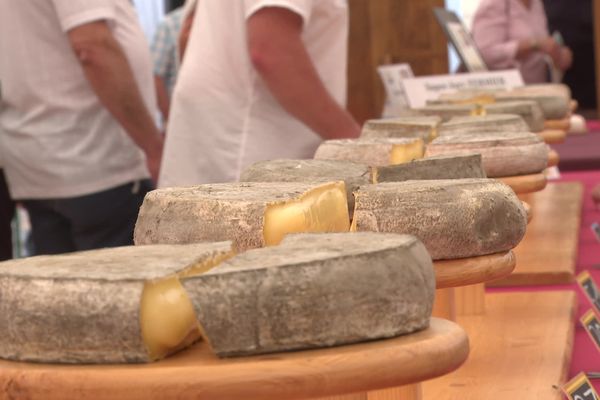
[402,69,524,108]
[377,63,415,116]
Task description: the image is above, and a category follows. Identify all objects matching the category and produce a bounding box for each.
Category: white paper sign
[377,63,415,117]
[402,69,524,108]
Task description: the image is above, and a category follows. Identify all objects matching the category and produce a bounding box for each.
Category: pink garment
[471,0,550,83]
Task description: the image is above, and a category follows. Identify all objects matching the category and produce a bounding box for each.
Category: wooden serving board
[544,118,571,131]
[434,251,515,289]
[423,291,576,400]
[548,149,560,167]
[538,129,567,144]
[497,173,547,194]
[0,318,469,400]
[488,182,583,287]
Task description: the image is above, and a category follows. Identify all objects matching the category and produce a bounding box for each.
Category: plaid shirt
[150,7,184,96]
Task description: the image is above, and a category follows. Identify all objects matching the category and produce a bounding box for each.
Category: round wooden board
[0,318,468,400]
[497,173,547,194]
[548,149,560,167]
[538,129,566,144]
[522,201,532,223]
[434,251,515,289]
[570,99,578,112]
[543,118,571,131]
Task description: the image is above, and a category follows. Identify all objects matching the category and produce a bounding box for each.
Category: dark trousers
[21,179,153,255]
[0,170,15,261]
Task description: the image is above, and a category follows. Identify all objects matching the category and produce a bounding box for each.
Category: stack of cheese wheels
[183,232,435,357]
[313,137,425,166]
[240,156,487,214]
[134,182,351,250]
[360,116,441,143]
[351,179,527,260]
[0,232,435,362]
[425,131,549,178]
[0,243,236,363]
[482,100,545,132]
[495,84,571,119]
[439,114,530,136]
[406,103,481,121]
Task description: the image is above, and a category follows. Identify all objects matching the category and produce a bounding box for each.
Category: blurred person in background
[0,0,163,255]
[158,0,360,187]
[471,0,573,84]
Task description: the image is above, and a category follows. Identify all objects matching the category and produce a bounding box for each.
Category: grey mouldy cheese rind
[482,100,545,132]
[239,159,371,214]
[439,114,530,136]
[134,182,351,251]
[360,116,441,142]
[0,243,234,364]
[405,103,480,121]
[313,137,424,167]
[351,179,527,260]
[495,85,570,119]
[181,232,435,357]
[425,131,548,177]
[373,154,487,183]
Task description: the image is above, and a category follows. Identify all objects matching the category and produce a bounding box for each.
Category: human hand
[558,46,573,71]
[539,37,561,63]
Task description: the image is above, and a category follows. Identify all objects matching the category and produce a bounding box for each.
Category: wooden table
[488,182,583,287]
[497,173,547,194]
[0,318,468,400]
[423,291,576,400]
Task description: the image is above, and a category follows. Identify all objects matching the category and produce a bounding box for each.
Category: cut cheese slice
[425,131,548,178]
[430,90,497,105]
[240,159,370,216]
[0,243,234,363]
[182,232,435,357]
[373,154,486,183]
[351,179,527,260]
[483,100,545,132]
[360,116,441,142]
[406,104,482,121]
[134,182,350,250]
[440,114,530,136]
[314,138,424,166]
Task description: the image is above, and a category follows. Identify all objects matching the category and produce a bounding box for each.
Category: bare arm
[247,7,360,140]
[154,75,170,121]
[67,21,163,181]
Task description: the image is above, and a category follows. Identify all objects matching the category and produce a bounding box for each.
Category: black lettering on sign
[563,372,599,400]
[577,271,600,312]
[581,310,600,352]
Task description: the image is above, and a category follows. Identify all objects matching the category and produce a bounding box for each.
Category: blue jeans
[21,179,153,255]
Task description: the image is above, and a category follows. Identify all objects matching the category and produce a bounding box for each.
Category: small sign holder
[377,63,414,117]
[563,372,599,399]
[581,309,600,352]
[577,271,600,313]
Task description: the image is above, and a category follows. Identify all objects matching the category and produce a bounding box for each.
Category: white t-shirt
[159,0,348,187]
[0,0,155,199]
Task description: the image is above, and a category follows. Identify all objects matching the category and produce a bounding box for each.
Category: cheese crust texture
[360,116,441,142]
[439,114,530,136]
[314,138,425,166]
[351,179,527,260]
[182,232,435,357]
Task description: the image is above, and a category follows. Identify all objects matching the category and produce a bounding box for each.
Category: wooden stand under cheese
[134,182,350,250]
[0,243,235,364]
[182,232,435,357]
[425,132,548,177]
[351,179,527,260]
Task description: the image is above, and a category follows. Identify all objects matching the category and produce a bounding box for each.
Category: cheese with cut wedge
[134,182,350,250]
[406,104,482,121]
[0,243,235,364]
[425,132,548,177]
[313,138,425,166]
[351,179,527,260]
[495,85,570,119]
[439,114,530,136]
[360,116,441,142]
[182,232,435,357]
[240,157,486,214]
